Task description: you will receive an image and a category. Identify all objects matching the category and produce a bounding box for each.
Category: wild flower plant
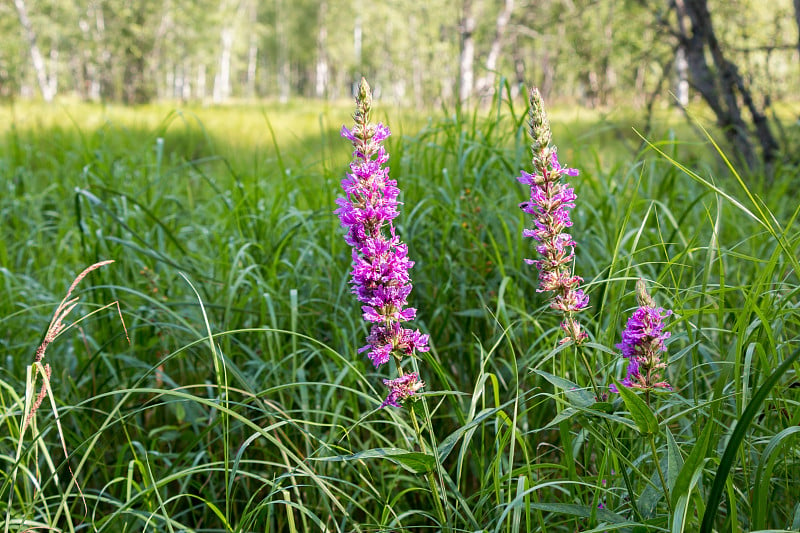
[611,279,672,392]
[336,78,428,408]
[518,88,589,344]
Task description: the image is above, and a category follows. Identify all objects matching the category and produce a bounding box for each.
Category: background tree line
[3,0,799,166]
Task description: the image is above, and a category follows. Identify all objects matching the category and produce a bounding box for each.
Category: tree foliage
[4,0,798,117]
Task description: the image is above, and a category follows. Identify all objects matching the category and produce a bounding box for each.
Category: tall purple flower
[518,88,589,344]
[611,279,672,392]
[336,78,429,407]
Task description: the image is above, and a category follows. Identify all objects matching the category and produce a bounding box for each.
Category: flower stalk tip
[527,87,553,162]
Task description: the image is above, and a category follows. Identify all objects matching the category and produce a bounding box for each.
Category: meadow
[1,88,799,532]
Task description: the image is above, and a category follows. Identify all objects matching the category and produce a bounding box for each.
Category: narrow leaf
[437,407,503,463]
[611,378,659,435]
[534,370,595,407]
[316,447,435,475]
[671,416,715,510]
[665,426,684,492]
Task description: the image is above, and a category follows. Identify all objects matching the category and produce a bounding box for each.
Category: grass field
[1,90,799,532]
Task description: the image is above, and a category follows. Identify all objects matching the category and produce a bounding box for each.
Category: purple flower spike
[336,78,429,406]
[611,279,673,392]
[517,88,588,344]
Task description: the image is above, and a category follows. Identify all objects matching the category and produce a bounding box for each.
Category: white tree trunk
[476,0,514,100]
[48,47,58,97]
[675,46,689,106]
[197,63,207,100]
[674,0,690,106]
[315,1,328,98]
[276,0,290,102]
[12,0,56,101]
[246,0,258,97]
[92,1,109,100]
[214,26,234,103]
[458,0,475,105]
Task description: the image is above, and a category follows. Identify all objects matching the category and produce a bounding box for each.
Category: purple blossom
[336,78,429,403]
[610,280,673,392]
[381,372,425,408]
[517,88,588,344]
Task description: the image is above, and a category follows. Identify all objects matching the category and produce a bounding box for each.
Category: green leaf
[540,406,580,430]
[672,467,706,533]
[639,460,667,517]
[437,407,503,463]
[665,426,684,493]
[534,370,595,408]
[316,447,435,475]
[590,401,615,414]
[639,430,683,518]
[669,397,724,516]
[524,502,627,523]
[611,377,659,435]
[542,405,640,432]
[670,417,714,515]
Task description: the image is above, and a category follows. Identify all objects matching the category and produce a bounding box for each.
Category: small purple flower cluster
[611,280,672,392]
[381,372,425,408]
[336,78,428,407]
[518,88,589,344]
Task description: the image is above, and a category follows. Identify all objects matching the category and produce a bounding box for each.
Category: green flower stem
[408,405,448,528]
[573,345,645,519]
[650,434,673,516]
[576,344,601,400]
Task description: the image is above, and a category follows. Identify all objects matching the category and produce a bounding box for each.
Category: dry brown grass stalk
[9,259,129,531]
[24,259,123,433]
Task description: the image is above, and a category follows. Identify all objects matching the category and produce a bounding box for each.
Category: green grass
[1,90,799,532]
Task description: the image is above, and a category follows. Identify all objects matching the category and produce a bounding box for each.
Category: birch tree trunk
[151,0,173,101]
[214,27,234,103]
[78,1,104,100]
[315,1,328,99]
[12,0,55,101]
[674,0,690,106]
[214,0,247,103]
[246,0,258,98]
[674,46,690,106]
[276,0,290,102]
[93,1,110,100]
[197,64,207,100]
[476,0,514,100]
[458,0,475,105]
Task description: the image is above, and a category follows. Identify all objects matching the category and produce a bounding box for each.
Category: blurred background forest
[1,0,796,106]
[3,0,800,167]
